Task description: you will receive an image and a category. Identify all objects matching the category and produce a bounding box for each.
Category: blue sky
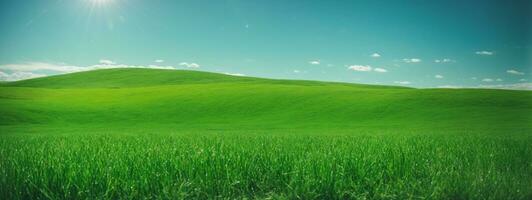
[0,0,530,89]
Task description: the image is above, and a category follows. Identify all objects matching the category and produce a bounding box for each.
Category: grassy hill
[1,68,531,199]
[1,68,530,132]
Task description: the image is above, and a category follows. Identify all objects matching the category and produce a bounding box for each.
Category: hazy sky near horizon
[0,0,530,89]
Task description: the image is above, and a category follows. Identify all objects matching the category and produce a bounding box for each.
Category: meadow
[1,69,531,199]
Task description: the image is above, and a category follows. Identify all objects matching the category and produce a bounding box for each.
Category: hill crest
[2,68,408,89]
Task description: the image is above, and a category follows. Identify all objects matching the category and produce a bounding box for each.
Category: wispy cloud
[224,73,246,76]
[0,61,177,81]
[309,60,320,65]
[99,59,116,65]
[86,64,176,71]
[507,69,524,75]
[402,58,421,63]
[179,62,200,68]
[435,74,444,79]
[154,59,165,63]
[478,83,532,90]
[434,58,454,63]
[347,65,388,73]
[0,62,85,73]
[145,65,175,70]
[348,65,372,72]
[439,83,532,91]
[0,71,46,81]
[394,81,411,85]
[370,53,381,58]
[374,68,387,73]
[475,51,494,55]
[482,78,502,82]
[437,85,462,89]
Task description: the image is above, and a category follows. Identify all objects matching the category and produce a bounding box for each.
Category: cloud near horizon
[0,71,46,81]
[309,60,320,65]
[348,65,387,73]
[434,58,454,63]
[507,69,524,75]
[99,59,116,65]
[224,73,246,76]
[394,81,411,85]
[402,58,421,63]
[439,83,532,91]
[0,61,177,81]
[179,62,200,68]
[475,51,494,55]
[374,68,387,73]
[348,65,372,72]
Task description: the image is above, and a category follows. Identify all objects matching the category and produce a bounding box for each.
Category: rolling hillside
[1,68,530,132]
[1,68,532,199]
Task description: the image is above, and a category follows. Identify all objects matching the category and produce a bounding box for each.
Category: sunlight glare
[91,0,112,6]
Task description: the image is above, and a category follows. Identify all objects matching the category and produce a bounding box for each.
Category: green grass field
[1,68,531,199]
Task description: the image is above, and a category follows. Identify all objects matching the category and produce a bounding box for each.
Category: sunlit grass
[1,131,531,199]
[1,69,531,199]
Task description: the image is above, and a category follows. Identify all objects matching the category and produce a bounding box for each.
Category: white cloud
[437,85,463,89]
[347,65,388,73]
[519,79,527,82]
[0,62,178,81]
[434,58,454,63]
[506,69,524,75]
[478,83,532,90]
[309,60,320,65]
[374,68,387,73]
[0,62,85,73]
[85,64,175,70]
[146,65,175,70]
[435,74,444,79]
[437,85,462,89]
[439,83,532,91]
[348,65,372,72]
[482,78,494,82]
[154,59,165,63]
[496,78,503,82]
[370,53,381,58]
[224,73,246,76]
[402,58,421,63]
[475,51,494,55]
[179,62,200,68]
[293,70,300,73]
[99,59,116,65]
[0,71,46,81]
[394,81,411,85]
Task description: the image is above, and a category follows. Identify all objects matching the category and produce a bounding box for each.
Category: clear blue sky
[0,0,530,89]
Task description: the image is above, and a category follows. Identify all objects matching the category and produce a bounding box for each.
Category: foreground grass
[1,130,531,199]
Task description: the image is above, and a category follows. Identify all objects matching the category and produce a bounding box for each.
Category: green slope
[1,69,532,199]
[3,68,404,89]
[1,68,530,133]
